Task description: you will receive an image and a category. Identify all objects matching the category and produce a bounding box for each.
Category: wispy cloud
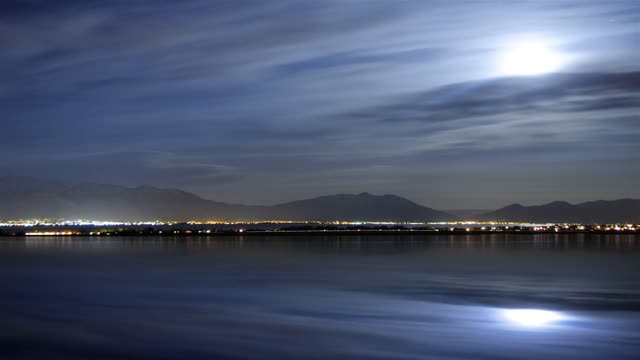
[0,0,638,207]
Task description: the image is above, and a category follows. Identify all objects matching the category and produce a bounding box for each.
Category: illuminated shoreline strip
[25,231,76,236]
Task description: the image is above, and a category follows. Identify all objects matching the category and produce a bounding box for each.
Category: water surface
[1,234,638,359]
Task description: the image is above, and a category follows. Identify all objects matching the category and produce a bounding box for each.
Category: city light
[0,218,638,236]
[25,231,76,236]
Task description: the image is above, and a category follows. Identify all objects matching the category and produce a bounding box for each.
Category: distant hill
[0,177,453,222]
[271,192,452,222]
[0,176,234,221]
[477,200,640,223]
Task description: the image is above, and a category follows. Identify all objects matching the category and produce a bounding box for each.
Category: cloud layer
[1,0,639,208]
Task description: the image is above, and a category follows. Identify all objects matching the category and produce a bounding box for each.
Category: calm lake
[1,234,638,359]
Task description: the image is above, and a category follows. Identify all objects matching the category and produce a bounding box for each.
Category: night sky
[2,0,639,209]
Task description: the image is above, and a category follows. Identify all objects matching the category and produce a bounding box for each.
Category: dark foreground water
[0,234,639,360]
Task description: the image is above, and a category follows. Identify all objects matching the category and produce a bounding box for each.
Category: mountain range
[0,176,638,223]
[478,200,640,224]
[0,176,451,222]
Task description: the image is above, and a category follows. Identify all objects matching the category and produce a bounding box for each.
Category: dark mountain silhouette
[271,192,452,221]
[477,199,640,223]
[0,176,233,221]
[0,177,453,222]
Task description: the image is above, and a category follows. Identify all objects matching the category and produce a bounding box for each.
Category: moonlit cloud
[1,0,639,208]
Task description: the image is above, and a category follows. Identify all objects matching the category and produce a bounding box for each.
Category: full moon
[499,42,564,76]
[501,309,564,327]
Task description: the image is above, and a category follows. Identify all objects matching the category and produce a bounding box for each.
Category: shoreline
[1,227,638,237]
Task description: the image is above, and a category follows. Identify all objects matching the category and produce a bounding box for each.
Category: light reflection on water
[0,234,638,359]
